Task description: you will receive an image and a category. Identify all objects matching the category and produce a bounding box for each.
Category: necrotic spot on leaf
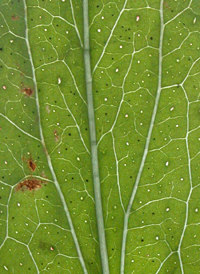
[15,178,45,191]
[28,159,37,172]
[22,87,34,96]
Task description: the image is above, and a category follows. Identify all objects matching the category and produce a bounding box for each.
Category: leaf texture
[0,0,200,273]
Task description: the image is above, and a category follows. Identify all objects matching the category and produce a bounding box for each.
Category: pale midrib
[23,1,88,273]
[83,1,110,274]
[120,1,164,273]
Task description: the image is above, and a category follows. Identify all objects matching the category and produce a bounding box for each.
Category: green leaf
[0,0,200,273]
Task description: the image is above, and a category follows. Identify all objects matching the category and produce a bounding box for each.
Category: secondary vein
[23,1,88,273]
[120,1,165,273]
[83,0,110,273]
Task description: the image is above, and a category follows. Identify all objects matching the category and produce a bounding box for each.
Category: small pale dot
[136,15,140,21]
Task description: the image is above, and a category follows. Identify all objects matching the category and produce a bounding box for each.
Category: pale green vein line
[23,1,88,273]
[83,1,109,273]
[0,113,41,142]
[120,1,164,273]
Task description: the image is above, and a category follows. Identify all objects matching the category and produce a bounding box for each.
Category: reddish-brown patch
[12,14,19,21]
[22,155,37,172]
[54,130,60,142]
[23,87,34,96]
[28,159,37,172]
[15,178,45,191]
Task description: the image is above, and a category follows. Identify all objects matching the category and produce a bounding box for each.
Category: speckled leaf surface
[0,0,200,273]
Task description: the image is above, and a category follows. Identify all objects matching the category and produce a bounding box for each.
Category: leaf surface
[0,0,200,273]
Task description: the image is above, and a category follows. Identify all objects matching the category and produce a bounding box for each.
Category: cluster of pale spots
[0,0,200,273]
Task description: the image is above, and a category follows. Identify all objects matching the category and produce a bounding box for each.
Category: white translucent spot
[119,45,123,48]
[166,207,170,212]
[148,189,150,192]
[166,161,169,166]
[126,142,129,145]
[97,29,101,32]
[104,98,107,101]
[170,107,174,111]
[85,220,87,223]
[116,68,119,72]
[77,157,80,161]
[66,31,68,34]
[4,266,8,271]
[138,60,140,63]
[195,208,198,212]
[136,15,140,21]
[58,77,61,84]
[3,86,6,90]
[4,161,7,165]
[125,114,128,117]
[101,16,104,19]
[80,197,84,200]
[176,59,180,62]
[176,124,179,127]
[193,17,196,24]
[17,203,20,207]
[44,28,47,31]
[156,236,159,240]
[131,259,134,262]
[10,40,13,43]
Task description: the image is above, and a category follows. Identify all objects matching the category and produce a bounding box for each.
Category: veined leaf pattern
[0,0,200,273]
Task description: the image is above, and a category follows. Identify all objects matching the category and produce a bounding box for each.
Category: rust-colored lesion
[15,178,45,192]
[53,130,60,142]
[28,159,37,172]
[22,155,37,172]
[23,87,34,96]
[11,14,19,21]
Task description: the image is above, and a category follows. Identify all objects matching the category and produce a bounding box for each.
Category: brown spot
[54,130,60,142]
[22,155,37,172]
[23,87,34,96]
[15,178,45,191]
[28,159,37,172]
[164,2,171,10]
[12,14,19,21]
